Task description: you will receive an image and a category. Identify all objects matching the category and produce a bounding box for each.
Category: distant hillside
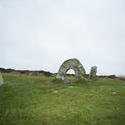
[0,68,53,77]
[0,67,116,78]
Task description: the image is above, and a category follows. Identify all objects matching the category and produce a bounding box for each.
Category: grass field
[0,73,125,125]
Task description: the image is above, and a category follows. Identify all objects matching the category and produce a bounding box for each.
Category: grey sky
[0,0,125,75]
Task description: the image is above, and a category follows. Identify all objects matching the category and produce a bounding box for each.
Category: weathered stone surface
[89,66,97,80]
[56,58,86,82]
[0,72,3,86]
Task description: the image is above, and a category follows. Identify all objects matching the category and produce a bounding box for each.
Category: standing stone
[0,72,3,86]
[56,58,86,82]
[89,66,97,80]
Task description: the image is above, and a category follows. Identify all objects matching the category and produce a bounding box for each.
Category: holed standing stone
[56,58,86,82]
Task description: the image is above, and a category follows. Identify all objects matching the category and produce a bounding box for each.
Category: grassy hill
[0,73,125,125]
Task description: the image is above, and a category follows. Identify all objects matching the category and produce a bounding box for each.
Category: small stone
[0,72,3,86]
[53,90,58,94]
[112,91,117,95]
[69,86,73,88]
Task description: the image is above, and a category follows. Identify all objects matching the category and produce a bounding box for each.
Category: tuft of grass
[74,78,88,84]
[51,78,64,83]
[0,73,125,125]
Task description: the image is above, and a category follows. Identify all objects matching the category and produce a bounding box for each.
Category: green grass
[0,73,125,125]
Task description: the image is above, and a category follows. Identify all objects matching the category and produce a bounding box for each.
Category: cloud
[0,0,125,75]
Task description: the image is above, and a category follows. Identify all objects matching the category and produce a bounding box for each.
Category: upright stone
[89,66,97,80]
[56,58,86,82]
[0,72,3,86]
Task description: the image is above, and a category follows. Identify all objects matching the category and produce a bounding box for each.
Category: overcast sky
[0,0,125,76]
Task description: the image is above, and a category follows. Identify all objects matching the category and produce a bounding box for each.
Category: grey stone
[56,58,86,82]
[89,66,97,80]
[69,86,74,88]
[53,90,58,94]
[112,91,117,95]
[0,72,3,86]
